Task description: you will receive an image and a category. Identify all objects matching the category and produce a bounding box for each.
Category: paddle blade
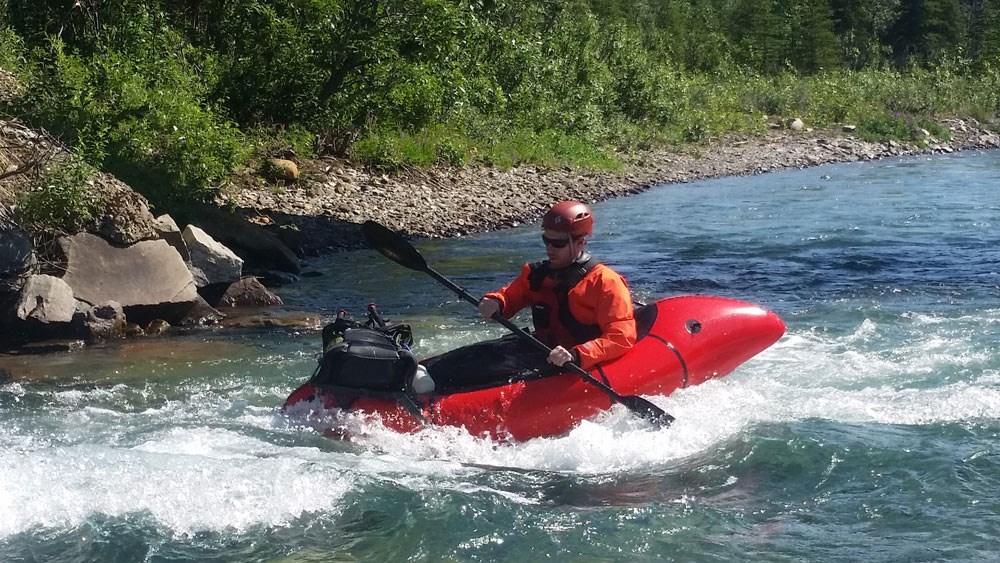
[619,395,674,428]
[362,221,427,271]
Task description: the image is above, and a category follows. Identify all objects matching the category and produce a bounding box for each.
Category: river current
[1,151,998,562]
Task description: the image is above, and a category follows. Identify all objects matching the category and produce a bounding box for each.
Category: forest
[1,0,999,219]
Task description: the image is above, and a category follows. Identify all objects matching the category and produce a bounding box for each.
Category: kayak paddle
[361,220,674,428]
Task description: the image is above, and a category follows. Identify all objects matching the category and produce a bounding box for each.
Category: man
[477,200,636,369]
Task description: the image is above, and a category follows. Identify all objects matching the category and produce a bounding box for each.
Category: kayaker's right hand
[478,297,501,320]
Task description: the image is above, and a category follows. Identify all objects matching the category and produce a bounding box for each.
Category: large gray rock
[59,233,198,307]
[191,205,300,274]
[92,174,158,246]
[153,214,189,261]
[183,224,244,287]
[15,274,76,323]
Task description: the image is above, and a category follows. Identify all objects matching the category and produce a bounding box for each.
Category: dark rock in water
[83,301,126,342]
[124,322,145,338]
[16,339,86,354]
[218,276,283,308]
[145,319,171,335]
[221,310,323,330]
[175,295,225,327]
[274,223,304,256]
[256,270,300,287]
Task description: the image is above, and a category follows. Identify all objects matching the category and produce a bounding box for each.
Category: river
[2,150,998,561]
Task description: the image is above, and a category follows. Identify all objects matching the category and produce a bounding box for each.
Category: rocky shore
[219,119,1000,256]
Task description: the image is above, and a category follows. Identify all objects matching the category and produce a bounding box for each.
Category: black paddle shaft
[361,220,673,427]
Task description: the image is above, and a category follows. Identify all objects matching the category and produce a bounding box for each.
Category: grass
[350,67,998,172]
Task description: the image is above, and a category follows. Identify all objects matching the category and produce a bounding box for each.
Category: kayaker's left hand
[548,346,575,367]
[478,297,501,320]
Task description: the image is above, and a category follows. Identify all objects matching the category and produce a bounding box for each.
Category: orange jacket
[485,261,636,370]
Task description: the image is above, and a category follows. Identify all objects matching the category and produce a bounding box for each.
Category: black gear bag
[311,308,417,393]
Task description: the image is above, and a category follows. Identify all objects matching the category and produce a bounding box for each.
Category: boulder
[189,205,300,274]
[145,319,170,335]
[59,233,199,322]
[82,301,126,341]
[263,158,300,183]
[182,224,244,287]
[153,214,189,261]
[15,274,76,323]
[124,322,145,338]
[92,174,159,246]
[218,276,284,308]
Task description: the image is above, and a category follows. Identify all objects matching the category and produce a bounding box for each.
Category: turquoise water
[2,151,999,562]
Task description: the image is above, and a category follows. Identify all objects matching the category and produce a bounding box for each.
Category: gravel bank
[224,121,996,255]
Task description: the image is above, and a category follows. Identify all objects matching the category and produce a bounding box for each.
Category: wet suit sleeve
[571,267,636,371]
[484,263,534,318]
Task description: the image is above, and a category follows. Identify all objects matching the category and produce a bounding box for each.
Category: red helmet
[542,200,593,237]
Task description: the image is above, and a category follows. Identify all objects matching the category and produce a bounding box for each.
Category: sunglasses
[542,235,576,248]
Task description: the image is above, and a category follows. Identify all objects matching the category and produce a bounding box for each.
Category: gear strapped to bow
[314,307,417,393]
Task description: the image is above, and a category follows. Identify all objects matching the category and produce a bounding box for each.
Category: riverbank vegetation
[1,0,999,217]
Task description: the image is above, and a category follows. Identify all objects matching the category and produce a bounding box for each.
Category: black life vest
[526,253,602,347]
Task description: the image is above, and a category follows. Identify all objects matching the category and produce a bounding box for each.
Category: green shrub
[17,33,248,208]
[350,131,405,172]
[681,112,711,143]
[17,156,102,233]
[245,124,316,162]
[858,113,911,141]
[0,26,24,71]
[918,119,951,140]
[483,129,620,170]
[434,137,468,166]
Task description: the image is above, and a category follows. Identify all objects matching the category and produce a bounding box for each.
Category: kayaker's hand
[478,297,500,320]
[548,346,575,367]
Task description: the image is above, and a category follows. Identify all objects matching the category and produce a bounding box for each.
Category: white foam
[0,428,353,537]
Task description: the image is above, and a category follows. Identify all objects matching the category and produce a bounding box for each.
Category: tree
[787,0,842,73]
[829,0,898,68]
[886,0,965,67]
[728,0,787,73]
[968,0,1000,65]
